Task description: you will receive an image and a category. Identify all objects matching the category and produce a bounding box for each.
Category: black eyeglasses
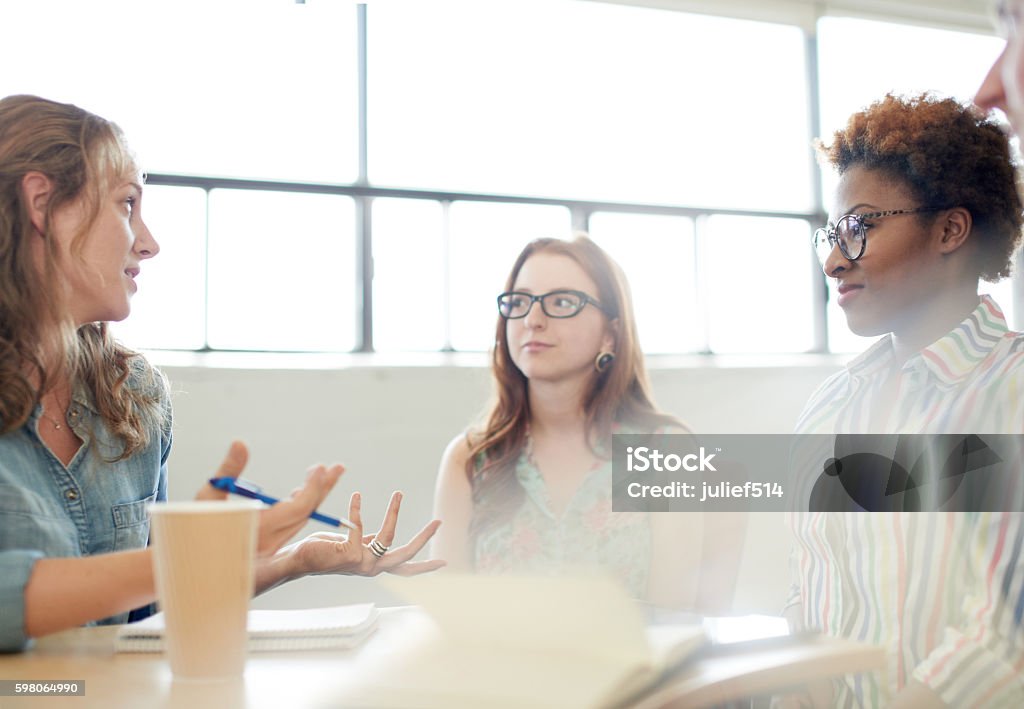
[812,206,950,264]
[497,290,609,319]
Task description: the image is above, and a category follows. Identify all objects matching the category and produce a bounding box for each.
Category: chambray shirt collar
[845,295,1008,387]
[23,384,95,433]
[71,381,98,414]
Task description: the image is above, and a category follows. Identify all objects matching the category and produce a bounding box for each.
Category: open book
[340,574,707,709]
[115,603,379,653]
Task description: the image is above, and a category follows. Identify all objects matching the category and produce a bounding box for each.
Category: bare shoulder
[441,432,474,467]
[437,432,475,488]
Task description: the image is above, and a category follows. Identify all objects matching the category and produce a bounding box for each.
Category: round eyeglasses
[497,289,609,319]
[812,206,950,264]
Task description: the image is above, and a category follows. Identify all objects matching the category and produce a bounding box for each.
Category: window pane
[448,202,572,351]
[588,213,699,353]
[0,0,358,183]
[817,17,1005,203]
[369,0,812,210]
[705,216,816,353]
[818,17,1003,139]
[373,199,446,351]
[207,190,355,351]
[110,186,207,350]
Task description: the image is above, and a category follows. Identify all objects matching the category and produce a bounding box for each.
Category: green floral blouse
[472,435,652,599]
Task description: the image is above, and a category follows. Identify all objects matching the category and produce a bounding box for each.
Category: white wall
[157,356,842,613]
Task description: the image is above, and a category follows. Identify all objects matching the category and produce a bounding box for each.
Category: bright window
[4,2,1012,355]
[206,190,356,351]
[0,0,358,183]
[704,216,817,353]
[447,202,572,352]
[110,186,207,350]
[372,199,447,351]
[368,0,812,211]
[588,213,700,353]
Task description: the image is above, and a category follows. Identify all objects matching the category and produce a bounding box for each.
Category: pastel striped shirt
[788,296,1024,707]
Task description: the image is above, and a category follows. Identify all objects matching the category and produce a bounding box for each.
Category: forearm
[24,549,156,638]
[253,547,302,595]
[27,547,310,638]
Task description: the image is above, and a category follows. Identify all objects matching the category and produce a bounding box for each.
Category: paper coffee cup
[148,500,262,681]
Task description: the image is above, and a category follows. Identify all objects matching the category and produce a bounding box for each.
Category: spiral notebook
[115,603,379,653]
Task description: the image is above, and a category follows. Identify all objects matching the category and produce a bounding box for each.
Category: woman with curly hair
[784,93,1024,708]
[0,95,443,652]
[432,235,741,609]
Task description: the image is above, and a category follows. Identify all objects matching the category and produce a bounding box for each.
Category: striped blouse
[787,296,1024,707]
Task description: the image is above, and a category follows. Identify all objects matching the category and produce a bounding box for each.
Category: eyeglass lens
[814,214,867,263]
[498,291,586,318]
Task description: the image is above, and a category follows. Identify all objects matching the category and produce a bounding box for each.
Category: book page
[343,573,708,708]
[380,573,651,666]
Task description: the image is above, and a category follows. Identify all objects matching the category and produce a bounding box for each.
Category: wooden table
[0,608,883,709]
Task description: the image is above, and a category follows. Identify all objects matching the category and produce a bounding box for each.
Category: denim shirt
[0,368,170,652]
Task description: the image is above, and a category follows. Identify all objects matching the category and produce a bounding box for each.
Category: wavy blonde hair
[0,95,166,459]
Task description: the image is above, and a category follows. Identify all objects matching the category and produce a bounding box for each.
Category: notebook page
[115,603,379,653]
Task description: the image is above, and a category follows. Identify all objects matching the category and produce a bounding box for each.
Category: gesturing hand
[196,440,344,556]
[286,490,446,577]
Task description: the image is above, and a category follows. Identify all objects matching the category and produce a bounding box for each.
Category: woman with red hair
[432,235,729,608]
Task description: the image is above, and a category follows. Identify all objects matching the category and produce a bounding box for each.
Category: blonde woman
[0,95,442,651]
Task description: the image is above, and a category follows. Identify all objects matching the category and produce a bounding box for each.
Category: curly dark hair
[816,93,1023,282]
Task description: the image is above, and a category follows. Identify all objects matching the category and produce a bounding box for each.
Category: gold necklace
[41,396,69,431]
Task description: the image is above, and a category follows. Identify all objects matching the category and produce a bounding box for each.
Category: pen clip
[209,476,262,498]
[230,478,263,495]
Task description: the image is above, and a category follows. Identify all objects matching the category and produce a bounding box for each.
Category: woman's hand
[196,441,344,556]
[196,441,445,592]
[283,490,446,579]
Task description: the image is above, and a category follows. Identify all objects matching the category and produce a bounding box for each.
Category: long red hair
[466,235,683,537]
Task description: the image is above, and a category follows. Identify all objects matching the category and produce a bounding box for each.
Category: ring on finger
[369,539,389,558]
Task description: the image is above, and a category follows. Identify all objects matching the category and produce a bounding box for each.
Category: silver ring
[369,539,389,558]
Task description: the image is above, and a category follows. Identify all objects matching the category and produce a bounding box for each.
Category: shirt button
[65,489,79,501]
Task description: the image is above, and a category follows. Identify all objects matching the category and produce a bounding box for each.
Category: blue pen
[208,477,357,531]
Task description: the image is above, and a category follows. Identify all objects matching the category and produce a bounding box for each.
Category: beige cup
[148,500,262,681]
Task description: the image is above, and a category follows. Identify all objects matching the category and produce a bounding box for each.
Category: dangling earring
[595,351,615,373]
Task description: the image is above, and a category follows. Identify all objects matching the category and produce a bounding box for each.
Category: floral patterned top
[472,434,652,599]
